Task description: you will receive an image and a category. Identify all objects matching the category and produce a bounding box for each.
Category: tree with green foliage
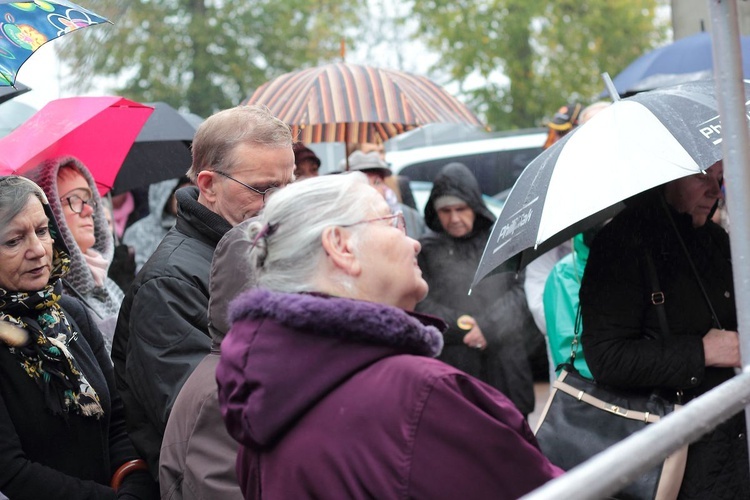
[59,0,366,117]
[409,0,668,129]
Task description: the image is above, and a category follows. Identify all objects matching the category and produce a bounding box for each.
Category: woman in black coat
[0,176,156,499]
[580,161,749,498]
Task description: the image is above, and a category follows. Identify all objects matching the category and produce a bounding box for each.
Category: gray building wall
[671,0,750,38]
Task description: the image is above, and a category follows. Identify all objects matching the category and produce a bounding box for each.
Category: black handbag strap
[643,251,670,339]
[659,194,723,330]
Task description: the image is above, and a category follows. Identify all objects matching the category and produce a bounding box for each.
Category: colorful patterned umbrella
[0,0,110,86]
[246,62,484,144]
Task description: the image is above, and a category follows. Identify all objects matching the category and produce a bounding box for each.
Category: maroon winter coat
[217,289,562,499]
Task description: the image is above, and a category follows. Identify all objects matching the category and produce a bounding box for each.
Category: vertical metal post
[708,0,750,458]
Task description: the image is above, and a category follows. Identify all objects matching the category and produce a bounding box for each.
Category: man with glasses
[112,105,295,481]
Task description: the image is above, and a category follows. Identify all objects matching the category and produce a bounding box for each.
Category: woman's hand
[461,319,488,351]
[703,328,741,367]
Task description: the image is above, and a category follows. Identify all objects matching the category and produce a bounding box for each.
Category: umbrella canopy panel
[0,96,153,194]
[0,0,110,86]
[472,80,747,287]
[0,80,30,105]
[111,102,199,194]
[247,62,483,143]
[612,32,750,96]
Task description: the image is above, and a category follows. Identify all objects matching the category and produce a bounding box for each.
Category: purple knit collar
[229,289,445,357]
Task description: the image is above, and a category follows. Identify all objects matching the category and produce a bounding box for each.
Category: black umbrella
[471,79,749,289]
[111,102,201,195]
[0,81,30,105]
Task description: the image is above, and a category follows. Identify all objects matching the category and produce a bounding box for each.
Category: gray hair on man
[245,172,378,293]
[186,104,293,182]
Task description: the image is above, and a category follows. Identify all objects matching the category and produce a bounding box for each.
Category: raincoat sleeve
[125,275,212,442]
[579,228,705,389]
[543,257,592,379]
[408,373,562,498]
[474,272,531,346]
[66,297,159,499]
[0,391,116,499]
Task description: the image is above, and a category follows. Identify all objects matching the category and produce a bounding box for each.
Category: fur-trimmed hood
[218,289,446,447]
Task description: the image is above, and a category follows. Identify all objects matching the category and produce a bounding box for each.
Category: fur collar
[229,289,445,357]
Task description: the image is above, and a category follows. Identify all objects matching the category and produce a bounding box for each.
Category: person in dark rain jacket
[415,162,536,416]
[580,161,749,497]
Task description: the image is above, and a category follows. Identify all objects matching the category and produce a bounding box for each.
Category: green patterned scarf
[0,224,104,419]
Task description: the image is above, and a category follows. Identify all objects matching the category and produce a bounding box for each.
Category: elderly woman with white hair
[216,173,561,499]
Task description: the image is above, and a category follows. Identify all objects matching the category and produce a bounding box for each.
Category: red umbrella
[246,62,484,144]
[0,96,153,194]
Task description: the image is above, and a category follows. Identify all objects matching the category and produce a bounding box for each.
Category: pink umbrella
[0,96,153,194]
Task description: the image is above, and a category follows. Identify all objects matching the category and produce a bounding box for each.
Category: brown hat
[293,142,321,167]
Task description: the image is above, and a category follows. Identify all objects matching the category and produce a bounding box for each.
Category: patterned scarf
[0,220,104,419]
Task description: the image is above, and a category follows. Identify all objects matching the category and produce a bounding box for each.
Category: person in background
[216,173,562,499]
[112,105,295,480]
[123,176,193,273]
[25,156,125,355]
[541,101,613,379]
[159,219,253,500]
[580,160,749,497]
[110,188,149,241]
[524,101,609,382]
[292,142,321,180]
[0,176,156,499]
[346,150,426,239]
[416,162,536,417]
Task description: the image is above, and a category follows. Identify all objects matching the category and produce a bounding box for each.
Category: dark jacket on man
[112,186,232,479]
[416,163,536,415]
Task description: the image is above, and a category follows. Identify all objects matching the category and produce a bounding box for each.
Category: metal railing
[524,1,750,497]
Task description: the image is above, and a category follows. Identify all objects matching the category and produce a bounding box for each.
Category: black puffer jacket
[416,163,535,415]
[112,187,232,480]
[580,192,749,498]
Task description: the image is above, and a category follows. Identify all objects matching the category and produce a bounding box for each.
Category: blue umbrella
[0,0,110,86]
[612,32,750,96]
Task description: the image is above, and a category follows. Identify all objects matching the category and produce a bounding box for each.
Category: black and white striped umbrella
[472,79,749,288]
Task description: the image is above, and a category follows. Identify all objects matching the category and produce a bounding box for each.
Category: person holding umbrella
[580,161,750,497]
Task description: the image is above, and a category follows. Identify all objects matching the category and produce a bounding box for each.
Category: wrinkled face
[664,161,724,228]
[294,159,320,181]
[437,202,476,238]
[0,196,54,292]
[354,189,428,310]
[212,143,295,226]
[58,169,96,253]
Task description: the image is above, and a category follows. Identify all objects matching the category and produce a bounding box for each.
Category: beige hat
[344,150,392,177]
[433,195,466,210]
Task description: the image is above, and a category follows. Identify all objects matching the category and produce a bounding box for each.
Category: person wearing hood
[415,162,536,416]
[123,176,193,274]
[159,220,253,500]
[25,156,125,355]
[216,173,562,499]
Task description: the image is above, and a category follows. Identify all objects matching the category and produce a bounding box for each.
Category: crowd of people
[0,91,745,499]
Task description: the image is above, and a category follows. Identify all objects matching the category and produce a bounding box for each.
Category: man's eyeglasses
[214,170,280,203]
[62,194,98,214]
[342,211,406,234]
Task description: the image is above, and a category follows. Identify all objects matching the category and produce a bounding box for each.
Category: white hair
[245,172,379,292]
